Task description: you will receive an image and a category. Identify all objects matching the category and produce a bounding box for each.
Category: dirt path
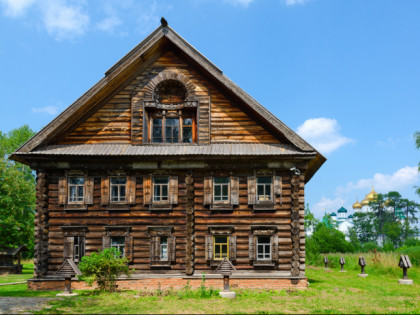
[0,297,56,314]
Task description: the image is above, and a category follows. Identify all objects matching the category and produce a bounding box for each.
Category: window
[61,226,87,263]
[160,237,168,261]
[214,236,229,260]
[248,176,282,209]
[203,176,239,209]
[110,177,127,203]
[68,177,85,203]
[143,176,178,208]
[249,227,279,266]
[153,177,169,202]
[148,110,196,144]
[256,236,271,260]
[103,226,133,262]
[111,236,126,258]
[213,177,229,202]
[257,177,272,202]
[205,226,236,264]
[148,227,176,267]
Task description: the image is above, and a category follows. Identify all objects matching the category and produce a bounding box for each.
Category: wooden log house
[11,20,325,290]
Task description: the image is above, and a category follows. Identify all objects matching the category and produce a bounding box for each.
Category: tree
[352,212,377,244]
[310,223,354,253]
[78,248,132,292]
[304,204,319,235]
[0,125,36,256]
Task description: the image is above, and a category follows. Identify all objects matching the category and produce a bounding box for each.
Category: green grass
[2,259,419,314]
[35,267,419,314]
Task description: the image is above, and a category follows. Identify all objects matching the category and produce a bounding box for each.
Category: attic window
[155,80,186,104]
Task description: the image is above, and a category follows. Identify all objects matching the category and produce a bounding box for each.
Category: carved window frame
[249,226,279,267]
[59,171,93,211]
[205,226,236,266]
[248,173,282,211]
[61,226,88,263]
[148,226,176,268]
[203,176,239,210]
[102,226,133,262]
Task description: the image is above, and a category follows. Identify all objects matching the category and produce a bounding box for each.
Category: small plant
[371,248,381,265]
[78,248,133,292]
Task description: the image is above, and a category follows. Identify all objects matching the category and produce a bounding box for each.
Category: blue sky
[1,0,419,219]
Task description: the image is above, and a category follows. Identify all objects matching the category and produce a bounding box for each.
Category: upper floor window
[257,177,272,202]
[110,177,127,203]
[149,110,196,143]
[213,177,230,203]
[153,176,169,202]
[68,177,85,203]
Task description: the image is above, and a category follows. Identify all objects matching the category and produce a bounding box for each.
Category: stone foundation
[28,276,308,291]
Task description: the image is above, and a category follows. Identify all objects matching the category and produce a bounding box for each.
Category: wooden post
[223,275,229,291]
[64,277,72,294]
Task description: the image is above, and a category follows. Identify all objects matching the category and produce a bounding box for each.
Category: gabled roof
[11,21,325,181]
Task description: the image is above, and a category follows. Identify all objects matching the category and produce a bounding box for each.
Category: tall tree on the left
[0,125,36,256]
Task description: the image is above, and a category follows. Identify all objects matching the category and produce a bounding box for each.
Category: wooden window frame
[204,176,239,210]
[59,172,93,210]
[248,175,282,211]
[101,175,136,210]
[110,236,126,258]
[205,226,236,266]
[152,176,169,204]
[61,226,88,264]
[249,226,279,267]
[146,109,197,144]
[148,226,176,268]
[213,235,229,261]
[144,175,178,210]
[109,176,127,204]
[102,226,133,262]
[213,177,230,204]
[67,176,85,204]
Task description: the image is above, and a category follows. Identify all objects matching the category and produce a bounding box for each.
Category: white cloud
[312,196,346,218]
[32,105,60,115]
[40,0,89,40]
[337,166,420,194]
[297,118,354,155]
[96,15,121,32]
[285,0,310,5]
[225,0,254,7]
[0,0,36,17]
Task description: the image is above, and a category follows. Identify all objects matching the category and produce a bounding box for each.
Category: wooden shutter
[274,176,282,196]
[247,176,256,205]
[205,235,213,261]
[249,235,256,260]
[127,176,136,205]
[102,235,111,250]
[125,236,133,262]
[169,176,178,205]
[143,176,152,205]
[203,177,212,205]
[169,236,176,262]
[58,177,67,205]
[229,235,236,261]
[271,234,279,261]
[101,177,109,205]
[63,237,74,259]
[151,236,160,261]
[79,236,86,259]
[230,177,239,205]
[85,177,94,205]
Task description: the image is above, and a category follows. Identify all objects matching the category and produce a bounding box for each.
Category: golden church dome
[366,187,378,201]
[352,199,362,209]
[361,198,370,206]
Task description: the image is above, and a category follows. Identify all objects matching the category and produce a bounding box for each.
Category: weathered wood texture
[44,169,304,275]
[56,50,280,145]
[35,171,49,278]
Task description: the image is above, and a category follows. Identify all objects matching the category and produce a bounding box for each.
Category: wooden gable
[55,49,280,145]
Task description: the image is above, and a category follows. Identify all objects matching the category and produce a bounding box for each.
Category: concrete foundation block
[219,291,236,299]
[56,292,78,297]
[358,274,368,278]
[398,279,413,285]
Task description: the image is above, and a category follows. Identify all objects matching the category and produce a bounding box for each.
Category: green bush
[78,248,133,292]
[397,245,420,266]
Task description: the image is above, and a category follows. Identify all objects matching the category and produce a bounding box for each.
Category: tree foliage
[415,131,420,196]
[0,125,36,255]
[78,248,132,292]
[309,223,354,254]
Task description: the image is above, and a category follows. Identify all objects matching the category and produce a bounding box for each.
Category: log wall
[57,49,280,145]
[43,168,305,276]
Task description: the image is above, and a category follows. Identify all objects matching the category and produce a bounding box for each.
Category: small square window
[68,177,85,203]
[110,177,127,203]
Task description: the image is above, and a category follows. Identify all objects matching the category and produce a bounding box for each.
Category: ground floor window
[257,236,271,260]
[111,236,126,258]
[214,236,229,260]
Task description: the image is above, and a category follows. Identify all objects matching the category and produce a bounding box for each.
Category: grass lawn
[1,259,418,314]
[33,266,419,314]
